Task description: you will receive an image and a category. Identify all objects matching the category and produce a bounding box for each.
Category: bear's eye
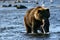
[38,10,42,13]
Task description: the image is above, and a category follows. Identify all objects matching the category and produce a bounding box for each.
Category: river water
[0,0,60,40]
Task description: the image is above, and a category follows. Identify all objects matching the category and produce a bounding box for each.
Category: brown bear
[24,6,50,34]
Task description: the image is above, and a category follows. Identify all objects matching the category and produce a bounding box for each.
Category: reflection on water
[0,0,60,40]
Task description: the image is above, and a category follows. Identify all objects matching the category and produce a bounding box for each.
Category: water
[0,0,60,40]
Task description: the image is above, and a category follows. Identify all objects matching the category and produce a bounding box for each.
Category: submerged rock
[16,5,27,9]
[2,4,12,7]
[2,5,7,7]
[13,5,17,7]
[8,4,12,7]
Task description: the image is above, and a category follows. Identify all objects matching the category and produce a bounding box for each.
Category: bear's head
[33,6,50,21]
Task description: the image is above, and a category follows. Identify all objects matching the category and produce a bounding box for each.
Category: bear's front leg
[44,19,50,33]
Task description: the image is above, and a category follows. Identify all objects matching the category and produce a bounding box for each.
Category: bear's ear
[38,10,42,13]
[45,8,50,18]
[46,9,49,11]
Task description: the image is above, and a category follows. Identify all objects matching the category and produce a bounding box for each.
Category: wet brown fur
[24,6,50,33]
